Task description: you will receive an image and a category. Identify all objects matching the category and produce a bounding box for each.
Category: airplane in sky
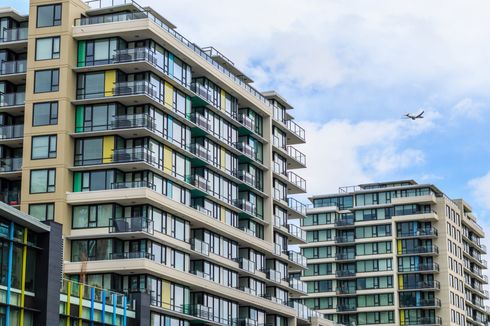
[403,111,424,120]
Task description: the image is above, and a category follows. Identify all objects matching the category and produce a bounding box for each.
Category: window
[31,135,57,159]
[33,102,58,126]
[34,69,59,93]
[37,4,62,27]
[29,203,54,221]
[30,169,56,193]
[36,37,60,60]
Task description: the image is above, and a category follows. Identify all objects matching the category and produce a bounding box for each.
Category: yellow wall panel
[165,82,174,108]
[398,275,403,290]
[220,206,226,222]
[162,281,171,309]
[164,146,173,174]
[220,89,226,111]
[220,147,226,171]
[104,70,116,96]
[397,240,402,255]
[103,136,115,164]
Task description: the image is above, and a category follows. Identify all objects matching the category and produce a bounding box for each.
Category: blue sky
[8,1,490,226]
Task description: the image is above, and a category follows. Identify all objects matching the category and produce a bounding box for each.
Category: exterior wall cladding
[0,0,337,325]
[300,180,490,326]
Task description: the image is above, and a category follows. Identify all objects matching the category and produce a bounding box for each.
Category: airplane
[403,111,424,120]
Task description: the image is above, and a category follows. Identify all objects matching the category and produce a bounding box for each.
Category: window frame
[32,101,58,126]
[31,134,57,160]
[30,168,56,194]
[28,203,55,221]
[34,69,60,93]
[36,4,62,28]
[35,36,61,61]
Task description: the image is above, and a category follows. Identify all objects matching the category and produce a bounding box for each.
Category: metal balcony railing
[0,27,27,43]
[0,125,23,140]
[397,227,438,238]
[400,280,441,290]
[286,119,306,142]
[287,146,306,166]
[108,251,154,260]
[289,278,307,293]
[238,113,255,132]
[399,245,439,255]
[398,263,440,272]
[236,257,255,273]
[191,238,210,256]
[334,217,355,227]
[287,171,306,192]
[288,197,307,216]
[400,298,441,308]
[190,112,211,131]
[336,270,356,278]
[335,235,355,244]
[0,92,25,107]
[287,250,307,268]
[287,224,307,242]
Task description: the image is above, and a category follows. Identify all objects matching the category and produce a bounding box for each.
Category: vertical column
[19,227,28,325]
[5,222,14,325]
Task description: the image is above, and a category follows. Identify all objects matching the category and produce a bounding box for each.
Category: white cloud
[468,172,490,211]
[297,116,434,195]
[450,98,486,120]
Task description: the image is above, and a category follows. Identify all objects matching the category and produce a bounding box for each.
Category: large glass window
[33,102,58,126]
[35,37,60,60]
[34,69,59,93]
[28,203,54,221]
[37,4,62,27]
[77,72,105,99]
[72,204,113,228]
[75,138,103,165]
[31,135,57,159]
[30,169,56,193]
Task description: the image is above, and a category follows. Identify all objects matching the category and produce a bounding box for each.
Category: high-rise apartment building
[299,180,490,326]
[0,1,334,325]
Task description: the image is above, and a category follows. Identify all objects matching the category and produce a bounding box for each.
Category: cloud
[468,172,490,211]
[450,98,486,120]
[297,116,434,195]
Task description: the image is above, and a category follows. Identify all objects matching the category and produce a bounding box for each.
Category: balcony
[289,278,307,293]
[0,27,27,43]
[111,180,155,190]
[286,146,306,168]
[287,224,307,242]
[336,252,356,261]
[266,269,281,283]
[334,217,355,228]
[287,250,307,268]
[336,270,356,278]
[109,217,154,234]
[191,238,210,256]
[74,147,152,167]
[0,191,20,207]
[190,143,211,163]
[108,251,154,260]
[400,298,441,308]
[0,125,23,141]
[397,227,438,238]
[236,257,255,273]
[76,81,159,102]
[336,287,356,295]
[399,280,441,291]
[235,142,256,161]
[190,112,211,132]
[0,157,22,174]
[398,263,440,273]
[335,235,355,244]
[287,171,306,194]
[398,245,439,255]
[234,199,257,217]
[237,170,257,189]
[0,60,26,79]
[0,92,25,108]
[237,113,255,134]
[401,317,442,325]
[336,305,357,312]
[286,119,306,144]
[288,197,307,218]
[191,175,210,193]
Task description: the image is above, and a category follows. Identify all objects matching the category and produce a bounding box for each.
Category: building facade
[300,180,490,326]
[0,1,333,325]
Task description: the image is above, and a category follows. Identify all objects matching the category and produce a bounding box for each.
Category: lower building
[0,201,137,325]
[298,180,490,326]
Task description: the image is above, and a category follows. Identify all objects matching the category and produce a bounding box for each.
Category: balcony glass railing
[286,119,306,142]
[397,228,438,238]
[399,245,439,255]
[288,224,307,242]
[336,252,356,260]
[335,235,355,244]
[287,171,306,192]
[336,287,356,295]
[336,270,356,278]
[0,125,23,139]
[0,92,25,107]
[398,263,440,272]
[336,305,356,312]
[399,280,440,290]
[334,217,355,227]
[0,27,28,43]
[190,112,211,131]
[0,158,22,172]
[191,238,210,256]
[266,269,281,283]
[234,199,257,217]
[401,317,442,325]
[108,251,154,260]
[237,113,255,132]
[287,146,306,166]
[287,251,307,268]
[0,60,26,75]
[189,143,211,162]
[288,197,307,216]
[236,257,255,273]
[235,142,256,160]
[111,180,156,190]
[289,278,307,293]
[76,81,159,100]
[400,298,441,308]
[109,217,154,234]
[74,147,153,166]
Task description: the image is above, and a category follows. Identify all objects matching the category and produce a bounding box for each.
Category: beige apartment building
[0,0,337,325]
[298,180,490,326]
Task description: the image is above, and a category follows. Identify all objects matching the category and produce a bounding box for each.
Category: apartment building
[299,180,490,326]
[0,0,334,325]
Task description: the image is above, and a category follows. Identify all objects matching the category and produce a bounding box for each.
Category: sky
[7,2,490,231]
